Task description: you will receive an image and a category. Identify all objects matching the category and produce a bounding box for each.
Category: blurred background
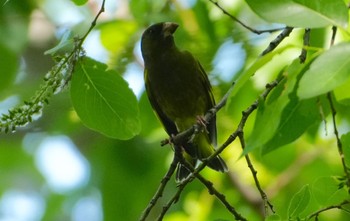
[0,0,349,220]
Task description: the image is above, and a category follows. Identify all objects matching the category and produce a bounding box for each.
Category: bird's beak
[162,22,179,38]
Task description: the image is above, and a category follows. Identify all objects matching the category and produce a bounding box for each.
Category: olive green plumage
[141,22,228,181]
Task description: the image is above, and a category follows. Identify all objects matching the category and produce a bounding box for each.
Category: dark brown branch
[158,146,247,221]
[139,155,178,221]
[330,26,337,46]
[299,28,310,63]
[208,0,284,35]
[238,132,274,216]
[307,200,350,220]
[327,93,350,188]
[260,27,294,56]
[78,0,105,44]
[326,26,350,189]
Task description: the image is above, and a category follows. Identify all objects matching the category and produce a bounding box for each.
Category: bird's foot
[196,116,209,134]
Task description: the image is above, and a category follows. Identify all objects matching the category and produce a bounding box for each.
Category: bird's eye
[149,28,156,35]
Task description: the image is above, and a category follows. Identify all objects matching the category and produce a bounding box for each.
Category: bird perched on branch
[141,22,228,181]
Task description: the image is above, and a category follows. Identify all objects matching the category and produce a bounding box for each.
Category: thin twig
[326,26,350,188]
[238,132,274,216]
[307,200,350,220]
[208,0,284,35]
[139,155,179,221]
[330,26,337,46]
[260,27,294,56]
[327,93,350,188]
[158,145,247,220]
[299,28,310,63]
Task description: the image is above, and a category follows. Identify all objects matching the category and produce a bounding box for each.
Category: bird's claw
[196,116,209,134]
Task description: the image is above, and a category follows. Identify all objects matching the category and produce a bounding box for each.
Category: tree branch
[326,26,350,188]
[139,155,178,221]
[260,27,294,56]
[158,146,247,220]
[208,0,284,34]
[238,132,274,216]
[308,200,350,220]
[327,93,350,188]
[299,28,311,63]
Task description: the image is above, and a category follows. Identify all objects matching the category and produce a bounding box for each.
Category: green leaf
[266,214,281,221]
[288,184,311,219]
[334,76,350,105]
[312,177,349,206]
[71,57,141,140]
[341,132,350,166]
[246,0,348,28]
[262,98,320,154]
[298,43,350,99]
[245,59,319,155]
[44,31,74,55]
[99,21,138,55]
[229,45,292,100]
[71,0,88,6]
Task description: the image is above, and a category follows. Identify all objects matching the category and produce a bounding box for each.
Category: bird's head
[141,22,179,61]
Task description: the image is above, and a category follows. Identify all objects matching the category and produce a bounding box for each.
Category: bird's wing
[144,69,178,136]
[197,60,217,147]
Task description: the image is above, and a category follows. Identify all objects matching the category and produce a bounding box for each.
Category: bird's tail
[206,154,228,172]
[175,155,227,182]
[176,151,196,182]
[175,146,228,182]
[196,133,228,173]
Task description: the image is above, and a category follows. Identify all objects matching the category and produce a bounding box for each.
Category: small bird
[141,22,228,181]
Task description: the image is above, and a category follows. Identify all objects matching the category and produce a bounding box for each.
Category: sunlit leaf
[71,57,141,139]
[261,98,320,154]
[334,76,350,105]
[298,43,350,99]
[229,45,292,100]
[71,0,88,6]
[44,31,74,55]
[341,132,350,166]
[313,176,349,206]
[245,59,319,155]
[266,214,281,221]
[288,184,311,219]
[246,0,348,28]
[99,20,138,55]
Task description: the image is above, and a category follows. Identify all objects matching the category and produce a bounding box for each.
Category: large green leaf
[71,57,141,140]
[71,0,88,6]
[228,45,292,103]
[99,20,138,55]
[298,43,350,99]
[334,75,350,105]
[245,59,319,154]
[261,97,320,154]
[288,184,311,219]
[246,0,348,28]
[312,177,349,206]
[342,132,350,166]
